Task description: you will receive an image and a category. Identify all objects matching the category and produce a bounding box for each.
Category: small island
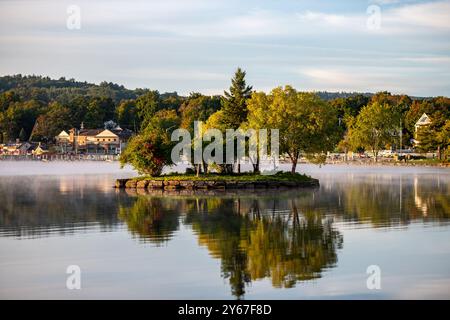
[115,172,319,190]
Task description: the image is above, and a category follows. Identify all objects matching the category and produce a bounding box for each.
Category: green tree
[221,68,252,129]
[135,90,161,130]
[179,93,221,134]
[415,125,436,153]
[437,120,450,161]
[120,109,180,175]
[116,99,137,130]
[416,116,450,160]
[0,100,41,141]
[29,102,71,142]
[83,97,115,128]
[247,86,340,173]
[349,102,400,161]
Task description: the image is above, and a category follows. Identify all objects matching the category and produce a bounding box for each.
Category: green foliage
[247,86,341,172]
[135,90,162,130]
[29,102,72,142]
[179,93,221,134]
[116,99,137,130]
[415,125,436,153]
[416,117,450,160]
[0,99,41,142]
[330,94,369,119]
[120,109,180,176]
[221,68,252,129]
[348,102,400,161]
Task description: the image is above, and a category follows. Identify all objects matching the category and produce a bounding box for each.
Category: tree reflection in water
[118,191,343,298]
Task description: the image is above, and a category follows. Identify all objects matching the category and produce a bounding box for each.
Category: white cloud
[0,0,449,96]
[299,66,448,96]
[1,0,449,38]
[398,56,450,63]
[386,0,450,30]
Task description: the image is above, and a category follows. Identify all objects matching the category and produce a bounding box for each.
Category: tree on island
[247,86,340,173]
[221,68,253,129]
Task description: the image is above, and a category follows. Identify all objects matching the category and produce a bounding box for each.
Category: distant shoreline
[0,157,448,168]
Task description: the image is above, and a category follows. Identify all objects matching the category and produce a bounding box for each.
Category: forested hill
[0,74,446,146]
[0,74,375,102]
[0,74,148,104]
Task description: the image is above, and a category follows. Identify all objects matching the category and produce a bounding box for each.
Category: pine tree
[221,68,252,129]
[415,125,437,153]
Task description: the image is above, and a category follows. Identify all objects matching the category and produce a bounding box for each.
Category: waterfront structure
[31,142,48,156]
[0,141,33,155]
[55,124,133,155]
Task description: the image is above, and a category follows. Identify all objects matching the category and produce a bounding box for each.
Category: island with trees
[1,69,449,189]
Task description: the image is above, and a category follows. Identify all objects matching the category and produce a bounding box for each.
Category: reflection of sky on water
[0,162,449,299]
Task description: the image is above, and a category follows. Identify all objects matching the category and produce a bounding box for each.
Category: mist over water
[0,161,449,299]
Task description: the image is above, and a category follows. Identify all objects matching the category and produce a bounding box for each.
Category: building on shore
[0,140,50,156]
[31,142,48,156]
[55,123,133,155]
[0,141,33,155]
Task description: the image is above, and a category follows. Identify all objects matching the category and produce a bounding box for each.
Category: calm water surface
[0,162,449,299]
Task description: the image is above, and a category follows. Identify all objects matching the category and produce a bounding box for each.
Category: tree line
[1,72,449,170]
[120,68,450,175]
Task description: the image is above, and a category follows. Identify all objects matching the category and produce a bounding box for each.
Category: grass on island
[132,171,316,182]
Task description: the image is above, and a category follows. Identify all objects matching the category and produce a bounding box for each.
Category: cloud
[299,66,449,96]
[1,0,449,38]
[386,0,450,30]
[398,56,450,63]
[0,0,449,96]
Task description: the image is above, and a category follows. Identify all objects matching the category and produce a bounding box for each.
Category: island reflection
[118,190,344,298]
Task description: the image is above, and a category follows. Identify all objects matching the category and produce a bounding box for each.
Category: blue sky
[0,0,449,96]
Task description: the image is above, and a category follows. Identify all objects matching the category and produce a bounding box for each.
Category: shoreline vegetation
[115,172,319,190]
[1,70,449,188]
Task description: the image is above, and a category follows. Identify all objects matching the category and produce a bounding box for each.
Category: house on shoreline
[0,140,48,156]
[56,123,133,155]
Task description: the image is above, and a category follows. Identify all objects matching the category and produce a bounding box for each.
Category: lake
[0,162,449,299]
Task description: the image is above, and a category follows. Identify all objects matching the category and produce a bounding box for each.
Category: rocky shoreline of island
[115,173,319,190]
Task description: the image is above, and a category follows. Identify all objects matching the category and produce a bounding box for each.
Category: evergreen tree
[221,68,252,129]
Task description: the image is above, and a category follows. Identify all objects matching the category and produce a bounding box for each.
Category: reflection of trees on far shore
[0,176,132,237]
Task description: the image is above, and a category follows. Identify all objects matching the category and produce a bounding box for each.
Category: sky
[0,0,449,96]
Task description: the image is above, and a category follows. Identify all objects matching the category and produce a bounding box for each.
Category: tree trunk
[196,164,201,177]
[252,159,260,174]
[291,158,297,174]
[202,160,208,174]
